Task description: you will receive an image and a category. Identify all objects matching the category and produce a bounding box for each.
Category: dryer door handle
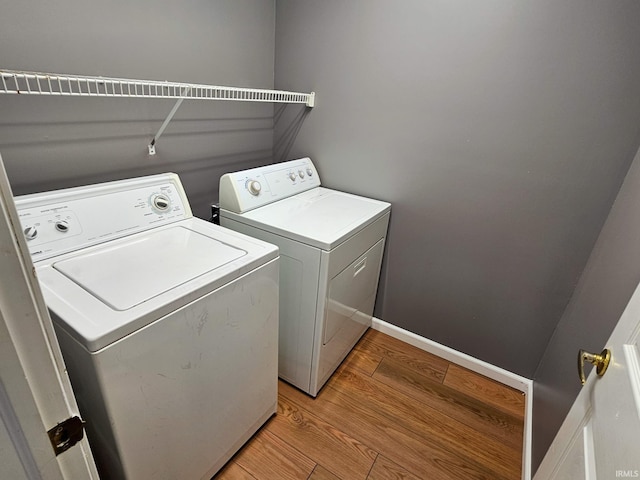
[353,257,367,277]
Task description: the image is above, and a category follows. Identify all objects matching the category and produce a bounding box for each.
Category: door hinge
[47,416,85,456]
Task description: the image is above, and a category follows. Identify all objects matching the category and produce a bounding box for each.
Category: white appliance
[219,158,390,396]
[15,173,279,479]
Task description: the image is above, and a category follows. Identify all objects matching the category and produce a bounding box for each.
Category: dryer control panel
[15,173,191,261]
[219,157,321,214]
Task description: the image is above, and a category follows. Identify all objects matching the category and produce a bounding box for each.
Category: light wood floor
[215,329,525,480]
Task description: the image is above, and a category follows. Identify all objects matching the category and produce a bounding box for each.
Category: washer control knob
[246,180,262,196]
[24,226,38,240]
[152,194,171,211]
[55,221,70,233]
[306,168,313,177]
[298,170,305,178]
[289,172,296,181]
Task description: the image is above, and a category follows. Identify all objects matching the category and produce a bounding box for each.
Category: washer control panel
[219,157,321,214]
[15,173,191,261]
[19,210,82,246]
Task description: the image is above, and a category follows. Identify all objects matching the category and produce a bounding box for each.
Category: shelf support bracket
[148,87,190,155]
[307,92,315,108]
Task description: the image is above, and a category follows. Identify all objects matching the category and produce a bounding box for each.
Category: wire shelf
[0,69,315,107]
[1,69,315,155]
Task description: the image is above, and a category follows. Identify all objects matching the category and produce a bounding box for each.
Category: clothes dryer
[219,158,390,396]
[15,173,279,479]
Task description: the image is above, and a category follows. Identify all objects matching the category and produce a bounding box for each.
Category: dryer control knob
[306,168,313,177]
[247,180,262,196]
[24,226,38,240]
[298,170,305,178]
[55,221,70,233]
[289,172,296,181]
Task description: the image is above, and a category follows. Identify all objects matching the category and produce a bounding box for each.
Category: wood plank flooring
[214,329,525,480]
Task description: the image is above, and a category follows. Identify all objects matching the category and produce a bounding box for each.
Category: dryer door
[323,239,384,347]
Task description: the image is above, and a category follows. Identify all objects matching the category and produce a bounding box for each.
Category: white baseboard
[371,317,533,480]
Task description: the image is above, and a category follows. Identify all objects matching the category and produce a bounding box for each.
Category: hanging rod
[0,69,315,155]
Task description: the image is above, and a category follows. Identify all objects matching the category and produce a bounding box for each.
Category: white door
[0,153,98,480]
[535,281,640,479]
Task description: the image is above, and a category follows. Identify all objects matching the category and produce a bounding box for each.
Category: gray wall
[274,0,640,470]
[274,0,640,377]
[532,144,640,470]
[0,0,276,219]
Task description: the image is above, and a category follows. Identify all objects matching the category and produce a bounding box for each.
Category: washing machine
[15,173,279,479]
[219,157,390,396]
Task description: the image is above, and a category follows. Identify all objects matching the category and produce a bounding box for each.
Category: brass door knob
[578,349,611,385]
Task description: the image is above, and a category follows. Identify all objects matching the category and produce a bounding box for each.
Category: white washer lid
[230,187,391,250]
[37,218,278,352]
[53,226,246,311]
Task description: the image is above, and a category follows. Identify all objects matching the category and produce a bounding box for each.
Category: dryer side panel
[221,217,321,392]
